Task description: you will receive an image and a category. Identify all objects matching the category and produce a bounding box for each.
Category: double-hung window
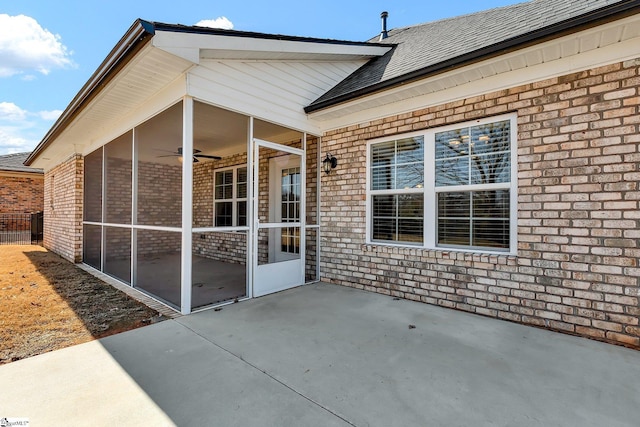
[214,166,247,227]
[370,136,425,244]
[367,114,516,253]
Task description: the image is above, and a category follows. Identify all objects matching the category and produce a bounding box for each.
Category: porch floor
[1,283,638,426]
[104,253,246,310]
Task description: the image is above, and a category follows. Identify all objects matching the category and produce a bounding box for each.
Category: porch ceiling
[31,45,194,170]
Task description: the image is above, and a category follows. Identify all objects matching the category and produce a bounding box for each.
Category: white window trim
[366,113,518,255]
[213,164,247,227]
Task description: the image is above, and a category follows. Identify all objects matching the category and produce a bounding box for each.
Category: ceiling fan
[157,147,222,163]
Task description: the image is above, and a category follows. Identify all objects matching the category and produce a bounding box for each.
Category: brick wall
[137,161,182,227]
[321,58,640,348]
[44,155,83,262]
[0,174,44,213]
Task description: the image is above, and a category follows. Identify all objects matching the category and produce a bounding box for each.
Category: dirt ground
[0,245,162,364]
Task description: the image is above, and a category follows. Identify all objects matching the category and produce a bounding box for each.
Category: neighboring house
[25,0,640,348]
[0,152,44,213]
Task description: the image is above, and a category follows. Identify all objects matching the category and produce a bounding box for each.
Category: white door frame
[252,138,306,297]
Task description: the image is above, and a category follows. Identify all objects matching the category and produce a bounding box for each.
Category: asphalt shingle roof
[307,0,634,111]
[0,152,43,174]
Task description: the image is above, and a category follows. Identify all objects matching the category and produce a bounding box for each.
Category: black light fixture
[322,153,338,175]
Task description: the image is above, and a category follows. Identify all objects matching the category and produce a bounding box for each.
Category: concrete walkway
[1,283,639,426]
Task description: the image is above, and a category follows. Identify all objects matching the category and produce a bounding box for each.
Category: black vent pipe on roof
[380,11,389,41]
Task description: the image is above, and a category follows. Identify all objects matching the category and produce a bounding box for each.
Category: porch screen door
[252,139,305,297]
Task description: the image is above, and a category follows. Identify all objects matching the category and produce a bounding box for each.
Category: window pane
[435,128,470,159]
[237,201,247,226]
[470,153,510,185]
[372,165,395,190]
[371,138,424,190]
[215,170,233,200]
[398,194,424,218]
[373,195,395,217]
[473,190,510,218]
[215,202,232,227]
[435,158,468,187]
[438,192,470,219]
[373,194,423,244]
[373,218,396,242]
[438,190,510,250]
[396,137,423,164]
[397,164,424,189]
[473,220,509,249]
[372,141,395,166]
[398,219,423,243]
[472,191,510,249]
[471,120,510,156]
[281,227,300,254]
[237,168,247,198]
[438,219,471,246]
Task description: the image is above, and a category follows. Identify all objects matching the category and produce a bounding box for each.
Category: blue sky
[0,0,522,155]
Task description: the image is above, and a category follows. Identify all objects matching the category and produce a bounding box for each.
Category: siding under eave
[188,59,368,135]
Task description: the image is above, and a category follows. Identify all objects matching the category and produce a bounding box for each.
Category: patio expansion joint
[175,319,357,427]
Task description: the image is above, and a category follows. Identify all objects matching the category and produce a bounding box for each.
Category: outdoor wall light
[322,153,338,175]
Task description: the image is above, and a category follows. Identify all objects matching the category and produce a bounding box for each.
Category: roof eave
[305,0,640,114]
[25,19,155,166]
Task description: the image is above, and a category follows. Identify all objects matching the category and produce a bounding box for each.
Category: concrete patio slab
[1,283,639,426]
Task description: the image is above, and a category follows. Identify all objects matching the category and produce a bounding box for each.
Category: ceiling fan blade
[194,154,222,160]
[156,154,179,158]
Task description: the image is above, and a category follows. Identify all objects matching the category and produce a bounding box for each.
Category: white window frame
[368,135,426,246]
[366,113,518,255]
[213,164,247,227]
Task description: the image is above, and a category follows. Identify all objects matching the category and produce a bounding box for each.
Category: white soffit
[310,14,640,129]
[152,30,391,62]
[32,45,194,170]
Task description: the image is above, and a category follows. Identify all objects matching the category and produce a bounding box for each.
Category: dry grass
[0,245,162,364]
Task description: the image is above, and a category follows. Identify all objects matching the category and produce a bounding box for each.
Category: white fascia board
[152,30,390,63]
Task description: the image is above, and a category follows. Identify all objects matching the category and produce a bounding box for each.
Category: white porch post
[247,116,254,298]
[180,96,194,314]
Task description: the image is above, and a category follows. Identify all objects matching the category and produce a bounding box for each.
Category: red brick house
[0,152,44,244]
[0,152,44,214]
[25,0,640,347]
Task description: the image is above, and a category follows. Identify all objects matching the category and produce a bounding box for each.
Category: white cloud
[0,102,57,155]
[0,127,35,154]
[195,17,234,30]
[38,109,62,121]
[0,14,75,78]
[0,102,28,122]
